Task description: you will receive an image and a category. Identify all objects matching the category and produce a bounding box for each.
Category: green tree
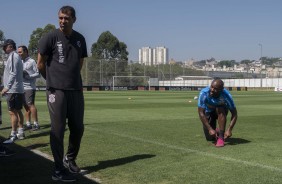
[262,57,281,66]
[91,31,128,60]
[89,31,129,85]
[0,30,4,42]
[240,59,253,65]
[217,60,236,68]
[28,24,56,59]
[0,30,6,74]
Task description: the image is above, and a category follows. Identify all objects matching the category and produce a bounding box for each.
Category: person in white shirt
[1,39,24,144]
[17,45,40,130]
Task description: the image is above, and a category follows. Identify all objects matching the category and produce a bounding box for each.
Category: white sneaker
[3,135,17,144]
[16,133,25,140]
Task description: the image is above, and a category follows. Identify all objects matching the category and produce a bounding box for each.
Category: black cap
[3,39,16,48]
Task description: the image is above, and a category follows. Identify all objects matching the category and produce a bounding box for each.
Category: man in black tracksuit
[37,6,87,182]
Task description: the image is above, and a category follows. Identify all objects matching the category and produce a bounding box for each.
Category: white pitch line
[92,128,282,172]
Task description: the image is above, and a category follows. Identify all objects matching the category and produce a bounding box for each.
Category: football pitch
[1,90,282,184]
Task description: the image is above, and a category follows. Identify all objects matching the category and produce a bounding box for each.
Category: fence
[159,78,282,88]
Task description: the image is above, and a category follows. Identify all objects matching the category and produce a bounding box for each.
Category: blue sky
[1,0,282,62]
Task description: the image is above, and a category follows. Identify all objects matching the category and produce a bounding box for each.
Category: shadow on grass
[0,136,99,184]
[83,154,156,172]
[0,126,12,131]
[26,143,49,150]
[27,130,50,139]
[26,125,67,139]
[225,137,251,145]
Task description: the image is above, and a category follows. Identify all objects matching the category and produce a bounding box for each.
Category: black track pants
[47,89,84,171]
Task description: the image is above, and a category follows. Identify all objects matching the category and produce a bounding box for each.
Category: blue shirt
[197,86,236,113]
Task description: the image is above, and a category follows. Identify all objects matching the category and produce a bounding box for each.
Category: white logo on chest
[57,41,64,63]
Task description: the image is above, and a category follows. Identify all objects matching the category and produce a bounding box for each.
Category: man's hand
[224,129,232,139]
[23,70,30,79]
[1,88,8,96]
[209,128,216,137]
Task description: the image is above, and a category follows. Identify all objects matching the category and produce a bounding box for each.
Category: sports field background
[1,90,282,184]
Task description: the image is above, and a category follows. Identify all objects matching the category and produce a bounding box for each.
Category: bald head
[210,78,224,97]
[212,79,224,88]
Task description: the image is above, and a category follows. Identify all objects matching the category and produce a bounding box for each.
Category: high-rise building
[153,46,169,65]
[139,47,153,66]
[139,46,169,66]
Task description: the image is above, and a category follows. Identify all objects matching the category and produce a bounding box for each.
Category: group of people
[0,5,87,183]
[0,40,41,146]
[0,5,239,183]
[0,5,87,182]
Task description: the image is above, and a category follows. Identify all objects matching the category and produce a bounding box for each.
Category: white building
[153,46,169,65]
[139,46,169,66]
[138,47,153,66]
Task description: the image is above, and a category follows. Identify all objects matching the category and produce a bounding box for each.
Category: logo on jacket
[49,94,55,103]
[77,41,81,48]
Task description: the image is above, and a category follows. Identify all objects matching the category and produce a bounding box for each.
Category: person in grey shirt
[18,45,40,130]
[1,39,24,144]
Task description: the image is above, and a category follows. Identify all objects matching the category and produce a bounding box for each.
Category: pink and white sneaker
[215,138,224,147]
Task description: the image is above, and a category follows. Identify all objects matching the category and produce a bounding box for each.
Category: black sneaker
[0,146,15,157]
[52,169,76,182]
[32,124,40,131]
[63,156,81,174]
[24,124,32,130]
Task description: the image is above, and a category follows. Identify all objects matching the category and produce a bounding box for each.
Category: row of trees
[195,57,282,68]
[27,25,129,61]
[1,26,204,86]
[6,25,281,86]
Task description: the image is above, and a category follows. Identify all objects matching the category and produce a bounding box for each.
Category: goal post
[112,76,150,91]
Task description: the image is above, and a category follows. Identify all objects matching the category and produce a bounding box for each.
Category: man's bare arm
[227,108,238,131]
[80,58,84,71]
[37,53,48,79]
[198,107,216,136]
[224,108,238,138]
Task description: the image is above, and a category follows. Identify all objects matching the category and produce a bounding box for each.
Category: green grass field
[1,90,282,184]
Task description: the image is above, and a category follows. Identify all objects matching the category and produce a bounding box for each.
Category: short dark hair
[59,6,76,18]
[18,45,28,54]
[3,39,16,50]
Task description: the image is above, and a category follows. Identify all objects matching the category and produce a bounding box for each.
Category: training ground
[1,90,282,184]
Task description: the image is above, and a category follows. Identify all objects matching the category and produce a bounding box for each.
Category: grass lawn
[1,90,282,184]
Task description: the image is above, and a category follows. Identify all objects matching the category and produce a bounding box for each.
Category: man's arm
[37,53,48,79]
[1,54,17,95]
[198,107,216,136]
[28,60,40,79]
[80,58,84,71]
[224,108,238,139]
